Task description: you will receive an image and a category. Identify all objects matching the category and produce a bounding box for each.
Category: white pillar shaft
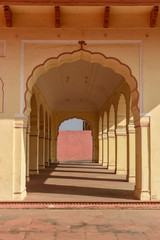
[108,132,116,171]
[116,131,127,176]
[98,135,103,164]
[127,125,136,183]
[26,130,30,182]
[102,134,108,167]
[39,137,45,169]
[134,116,151,201]
[13,117,27,200]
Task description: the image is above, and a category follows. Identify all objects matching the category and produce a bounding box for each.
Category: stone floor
[0,208,160,239]
[25,160,136,202]
[1,160,159,239]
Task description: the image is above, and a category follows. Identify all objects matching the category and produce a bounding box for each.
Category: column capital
[30,128,39,136]
[116,128,127,136]
[108,131,115,138]
[128,123,135,134]
[14,115,28,129]
[102,133,107,139]
[98,134,102,140]
[26,125,31,134]
[135,115,150,128]
[45,133,48,138]
[39,132,45,138]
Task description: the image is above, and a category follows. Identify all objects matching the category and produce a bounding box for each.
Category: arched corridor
[2,3,160,204]
[23,52,142,202]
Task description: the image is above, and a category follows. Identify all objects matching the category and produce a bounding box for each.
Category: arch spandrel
[24,47,140,120]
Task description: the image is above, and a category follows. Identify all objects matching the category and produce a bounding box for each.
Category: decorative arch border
[0,77,4,113]
[24,41,140,119]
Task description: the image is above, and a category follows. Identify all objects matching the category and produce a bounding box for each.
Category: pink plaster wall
[57,130,92,161]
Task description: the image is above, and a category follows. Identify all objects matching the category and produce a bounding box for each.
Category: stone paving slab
[0,209,160,239]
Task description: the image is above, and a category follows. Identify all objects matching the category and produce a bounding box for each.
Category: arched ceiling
[37,59,124,111]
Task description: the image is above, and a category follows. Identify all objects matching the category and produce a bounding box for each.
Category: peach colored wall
[57,130,92,161]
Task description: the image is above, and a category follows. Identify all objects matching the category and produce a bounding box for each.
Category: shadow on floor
[26,161,135,201]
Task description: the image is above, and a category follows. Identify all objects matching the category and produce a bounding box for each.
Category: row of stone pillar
[99,123,135,183]
[99,115,151,200]
[26,125,52,181]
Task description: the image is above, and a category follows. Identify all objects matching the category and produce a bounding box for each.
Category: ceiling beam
[0,0,160,6]
[4,5,12,27]
[55,6,60,28]
[104,6,110,28]
[150,5,159,27]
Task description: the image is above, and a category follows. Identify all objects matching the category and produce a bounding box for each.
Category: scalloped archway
[24,44,140,121]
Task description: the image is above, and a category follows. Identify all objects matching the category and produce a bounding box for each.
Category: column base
[26,176,30,182]
[102,162,108,167]
[116,169,127,175]
[13,188,27,201]
[29,170,39,175]
[134,187,151,201]
[39,165,45,170]
[127,175,135,183]
[108,164,116,171]
[92,159,98,163]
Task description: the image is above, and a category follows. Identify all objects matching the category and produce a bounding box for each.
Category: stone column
[127,123,135,183]
[54,138,58,162]
[102,133,108,167]
[134,116,151,200]
[13,115,27,200]
[29,128,39,174]
[49,137,52,164]
[98,134,103,164]
[116,128,127,176]
[26,124,30,182]
[39,132,45,169]
[92,138,98,163]
[108,131,116,171]
[45,133,49,166]
[47,137,50,165]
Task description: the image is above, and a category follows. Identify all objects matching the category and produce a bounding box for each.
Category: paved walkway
[0,208,160,239]
[25,160,135,202]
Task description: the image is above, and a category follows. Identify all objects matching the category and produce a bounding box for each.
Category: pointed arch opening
[57,118,93,163]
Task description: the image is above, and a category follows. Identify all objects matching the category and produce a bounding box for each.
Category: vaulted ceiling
[37,59,124,111]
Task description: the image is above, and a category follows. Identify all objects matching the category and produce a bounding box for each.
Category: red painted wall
[57,130,92,161]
